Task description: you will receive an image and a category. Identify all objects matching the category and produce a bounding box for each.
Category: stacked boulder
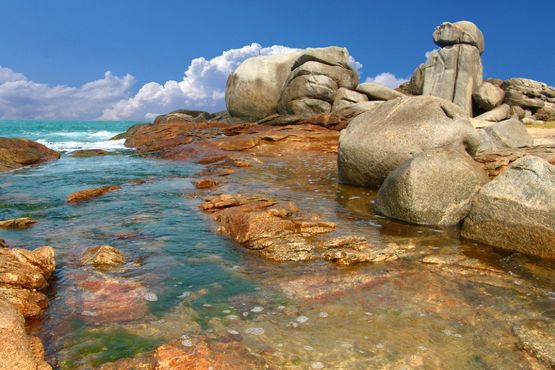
[226,47,405,121]
[408,21,484,116]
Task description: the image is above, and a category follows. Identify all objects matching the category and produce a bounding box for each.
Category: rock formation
[0,138,60,173]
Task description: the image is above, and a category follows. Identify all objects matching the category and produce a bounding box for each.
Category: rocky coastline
[1,20,554,368]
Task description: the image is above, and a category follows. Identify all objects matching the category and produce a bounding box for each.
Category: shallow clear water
[0,121,554,369]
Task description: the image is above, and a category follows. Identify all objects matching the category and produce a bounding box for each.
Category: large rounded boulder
[374,148,489,226]
[225,52,302,121]
[338,95,481,188]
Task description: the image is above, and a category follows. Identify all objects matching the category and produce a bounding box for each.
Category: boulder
[80,245,125,267]
[474,104,513,122]
[338,96,481,188]
[0,217,36,229]
[502,78,551,109]
[0,300,51,370]
[355,82,405,101]
[0,138,60,173]
[421,44,483,115]
[225,52,302,120]
[481,118,534,149]
[332,87,368,111]
[535,103,555,121]
[461,156,555,259]
[374,148,489,226]
[473,81,505,111]
[67,185,122,204]
[432,21,485,54]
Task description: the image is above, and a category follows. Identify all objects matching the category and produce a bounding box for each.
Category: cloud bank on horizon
[0,44,408,121]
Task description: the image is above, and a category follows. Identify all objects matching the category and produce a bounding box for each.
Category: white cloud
[425,48,440,59]
[100,43,300,120]
[348,56,363,74]
[0,68,135,120]
[364,72,408,89]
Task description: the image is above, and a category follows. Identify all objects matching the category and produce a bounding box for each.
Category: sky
[0,0,554,120]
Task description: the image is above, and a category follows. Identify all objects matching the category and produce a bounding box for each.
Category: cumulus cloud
[100,43,300,120]
[364,72,408,89]
[0,67,135,120]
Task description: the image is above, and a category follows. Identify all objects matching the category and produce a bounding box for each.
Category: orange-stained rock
[215,136,259,151]
[0,287,48,318]
[320,237,415,266]
[0,246,55,290]
[67,185,121,204]
[474,145,555,178]
[196,168,236,177]
[0,217,36,229]
[70,149,108,157]
[80,245,125,267]
[192,178,220,189]
[0,137,60,172]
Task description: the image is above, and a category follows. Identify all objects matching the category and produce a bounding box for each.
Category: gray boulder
[338,96,481,188]
[474,104,513,122]
[432,21,485,54]
[355,83,405,101]
[502,78,551,110]
[374,148,489,226]
[473,81,505,111]
[482,118,534,148]
[461,156,555,259]
[225,52,302,120]
[332,88,368,111]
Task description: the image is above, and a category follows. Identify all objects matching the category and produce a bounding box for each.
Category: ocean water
[0,121,554,369]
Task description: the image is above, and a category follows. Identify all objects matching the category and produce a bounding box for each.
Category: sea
[0,120,553,369]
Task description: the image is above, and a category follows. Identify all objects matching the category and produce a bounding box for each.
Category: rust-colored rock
[70,149,108,157]
[80,245,125,267]
[0,287,48,318]
[0,137,60,172]
[0,300,52,369]
[474,145,555,178]
[321,237,415,265]
[0,217,36,229]
[192,178,221,189]
[0,239,6,248]
[67,185,121,204]
[0,246,55,290]
[196,167,236,177]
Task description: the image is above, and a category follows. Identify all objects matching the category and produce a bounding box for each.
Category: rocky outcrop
[0,217,36,229]
[80,246,125,267]
[462,156,555,258]
[355,82,405,101]
[0,300,51,370]
[410,21,484,115]
[226,47,359,120]
[67,185,122,204]
[474,145,555,178]
[0,138,60,173]
[502,78,554,110]
[374,148,489,226]
[338,95,481,188]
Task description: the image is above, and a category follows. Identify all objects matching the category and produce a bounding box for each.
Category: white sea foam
[36,138,127,152]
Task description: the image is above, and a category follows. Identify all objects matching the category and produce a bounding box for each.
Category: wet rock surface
[512,321,555,367]
[80,245,125,267]
[0,137,60,173]
[0,217,36,229]
[67,185,122,204]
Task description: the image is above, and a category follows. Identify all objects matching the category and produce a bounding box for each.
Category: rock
[355,82,405,101]
[332,87,368,111]
[473,145,555,178]
[80,245,125,267]
[0,138,60,173]
[338,96,481,188]
[285,98,332,116]
[320,237,415,265]
[461,156,555,258]
[192,178,221,189]
[374,148,489,226]
[485,78,504,88]
[504,90,545,109]
[0,287,48,318]
[432,21,485,54]
[0,246,55,290]
[502,78,554,110]
[67,185,122,204]
[225,51,302,120]
[512,321,555,367]
[0,300,51,370]
[481,118,534,149]
[522,117,544,125]
[0,217,36,229]
[511,105,526,119]
[0,239,6,248]
[70,149,108,157]
[474,104,513,122]
[421,44,483,115]
[473,81,505,111]
[535,103,555,121]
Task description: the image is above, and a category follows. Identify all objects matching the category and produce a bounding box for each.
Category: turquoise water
[0,121,553,369]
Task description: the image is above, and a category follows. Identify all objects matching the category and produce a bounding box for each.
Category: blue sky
[0,0,554,120]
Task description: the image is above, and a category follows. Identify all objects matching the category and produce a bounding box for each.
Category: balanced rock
[432,20,485,54]
[226,52,302,120]
[462,156,555,259]
[0,138,60,173]
[355,82,405,101]
[374,148,489,226]
[473,81,505,110]
[80,245,125,267]
[338,96,481,188]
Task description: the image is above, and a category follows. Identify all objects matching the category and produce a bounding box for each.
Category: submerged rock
[0,217,36,229]
[67,185,121,204]
[0,137,60,173]
[320,236,415,265]
[374,148,489,226]
[338,96,480,188]
[80,245,125,267]
[462,156,555,258]
[70,149,109,157]
[512,321,555,367]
